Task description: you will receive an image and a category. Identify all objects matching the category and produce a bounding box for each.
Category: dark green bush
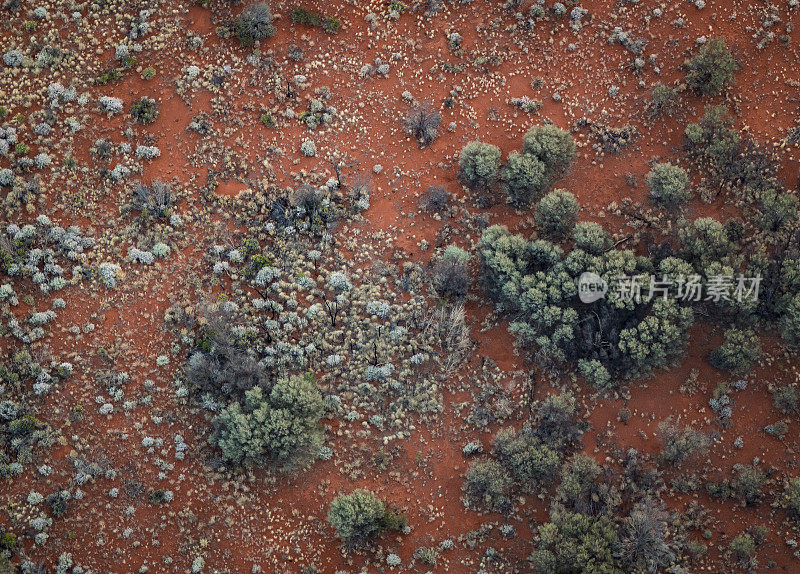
[235,2,277,46]
[646,162,690,206]
[534,190,578,237]
[709,328,761,374]
[328,489,406,547]
[685,38,738,96]
[458,140,501,189]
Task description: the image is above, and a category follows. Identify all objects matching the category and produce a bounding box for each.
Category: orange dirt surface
[2,0,800,572]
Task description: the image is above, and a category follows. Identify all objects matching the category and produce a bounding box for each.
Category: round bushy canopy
[211,374,324,469]
[685,38,738,96]
[458,140,501,189]
[235,3,277,46]
[535,190,579,237]
[572,221,611,255]
[522,124,576,172]
[503,151,546,207]
[646,162,690,206]
[328,489,386,543]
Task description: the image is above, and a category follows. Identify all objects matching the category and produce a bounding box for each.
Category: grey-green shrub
[709,328,761,374]
[502,151,546,207]
[646,162,690,206]
[328,489,406,547]
[235,3,277,46]
[522,123,576,174]
[572,222,611,254]
[534,190,578,237]
[211,374,324,469]
[463,459,511,511]
[685,38,738,96]
[458,141,501,189]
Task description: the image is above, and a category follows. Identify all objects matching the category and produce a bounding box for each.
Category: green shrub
[578,358,612,390]
[290,7,322,26]
[328,489,405,547]
[646,162,690,206]
[572,222,611,255]
[685,38,738,96]
[458,140,501,189]
[131,97,159,124]
[647,83,679,118]
[491,428,561,487]
[502,151,546,207]
[771,384,799,415]
[731,466,765,506]
[783,478,800,520]
[685,105,740,165]
[709,328,761,374]
[779,293,800,347]
[463,459,511,510]
[530,509,620,573]
[729,533,755,566]
[211,374,324,469]
[522,123,576,175]
[534,190,578,237]
[235,3,277,46]
[658,419,709,466]
[321,16,341,34]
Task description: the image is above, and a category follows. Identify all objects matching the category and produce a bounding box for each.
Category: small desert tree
[709,328,761,374]
[572,222,611,255]
[646,162,690,207]
[492,428,561,488]
[234,3,277,46]
[463,459,512,511]
[211,374,324,469]
[431,245,471,301]
[522,123,576,176]
[405,102,441,147]
[657,419,709,467]
[328,489,406,547]
[458,141,501,189]
[534,190,578,238]
[502,151,546,207]
[529,508,621,574]
[685,38,738,96]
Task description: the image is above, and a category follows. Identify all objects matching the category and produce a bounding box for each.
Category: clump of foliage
[534,190,578,238]
[502,123,576,207]
[771,385,798,415]
[479,224,693,381]
[458,141,501,189]
[502,151,546,207]
[731,466,765,506]
[463,459,512,511]
[131,97,159,124]
[529,508,620,573]
[709,328,761,374]
[658,419,709,467]
[328,489,406,548]
[131,180,173,219]
[290,7,341,33]
[405,102,441,147]
[645,162,690,206]
[211,373,324,470]
[234,2,277,46]
[685,38,738,96]
[431,245,470,301]
[646,83,680,118]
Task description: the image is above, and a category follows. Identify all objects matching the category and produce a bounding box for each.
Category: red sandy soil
[3,0,800,572]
